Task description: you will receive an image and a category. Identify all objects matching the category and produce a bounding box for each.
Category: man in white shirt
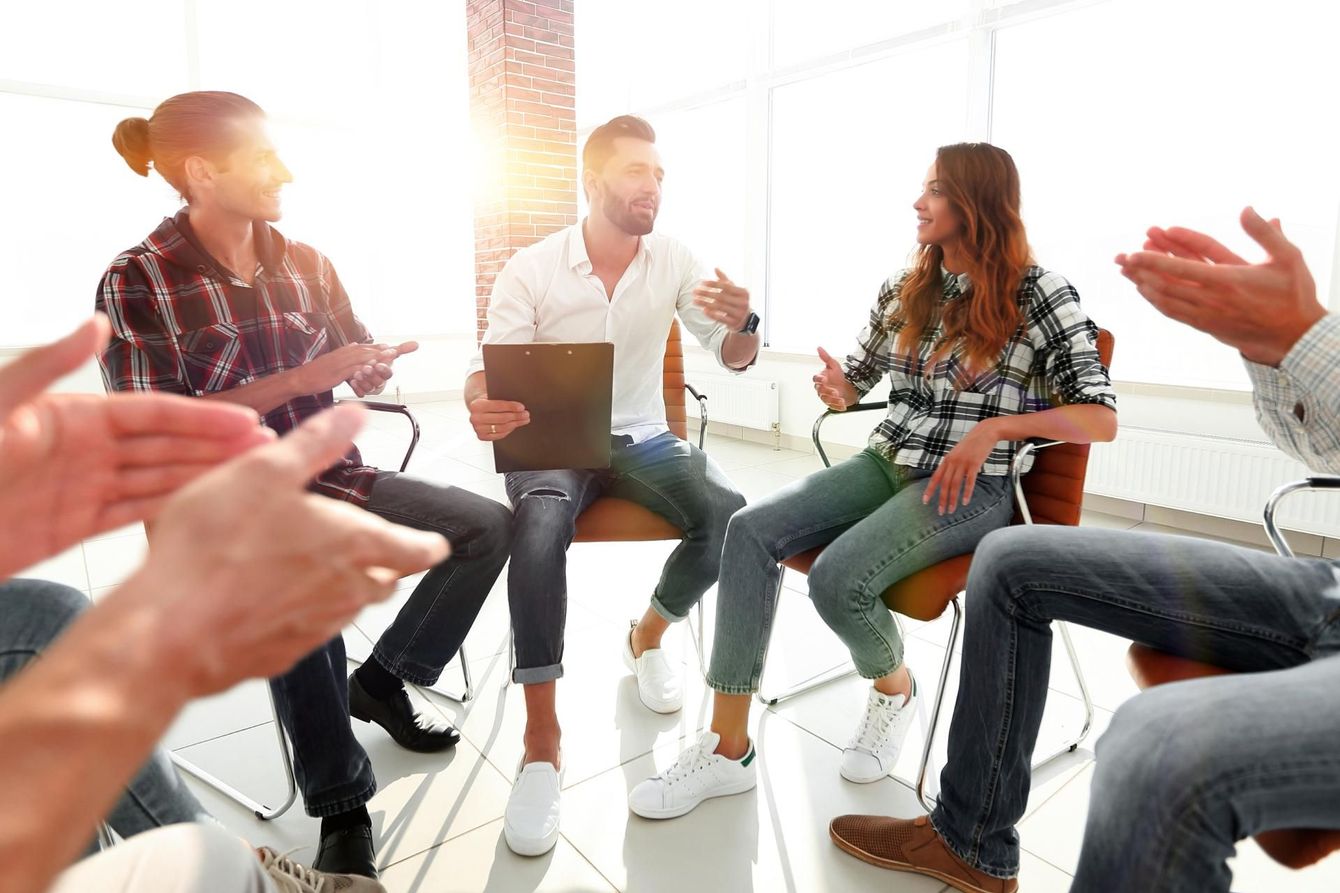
[463,115,760,856]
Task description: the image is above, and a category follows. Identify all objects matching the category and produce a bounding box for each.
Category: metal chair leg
[170,688,298,822]
[424,644,475,705]
[914,596,963,814]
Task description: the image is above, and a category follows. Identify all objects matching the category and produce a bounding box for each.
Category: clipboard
[481,342,614,472]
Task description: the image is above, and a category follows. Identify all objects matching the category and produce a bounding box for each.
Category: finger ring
[490,424,497,434]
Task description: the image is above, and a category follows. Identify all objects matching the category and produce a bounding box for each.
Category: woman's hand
[814,347,858,411]
[923,419,1003,515]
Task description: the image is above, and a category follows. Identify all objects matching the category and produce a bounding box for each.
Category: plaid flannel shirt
[96,210,377,503]
[1245,313,1340,474]
[843,265,1116,476]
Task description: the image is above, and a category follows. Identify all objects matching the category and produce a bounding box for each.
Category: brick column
[467,0,578,342]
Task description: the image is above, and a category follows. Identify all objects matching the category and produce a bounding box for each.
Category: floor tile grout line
[169,719,274,753]
[556,830,624,893]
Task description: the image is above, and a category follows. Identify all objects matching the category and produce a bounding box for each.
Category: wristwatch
[738,311,760,335]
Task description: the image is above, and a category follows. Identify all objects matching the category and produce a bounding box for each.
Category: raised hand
[348,340,419,398]
[1115,207,1326,366]
[693,268,753,331]
[131,403,450,694]
[813,346,857,411]
[0,316,271,578]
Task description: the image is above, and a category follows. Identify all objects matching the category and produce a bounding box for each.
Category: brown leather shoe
[829,814,1018,893]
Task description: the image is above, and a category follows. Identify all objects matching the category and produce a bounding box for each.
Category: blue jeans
[269,474,512,815]
[0,579,209,848]
[931,526,1340,891]
[707,449,1014,693]
[505,431,745,684]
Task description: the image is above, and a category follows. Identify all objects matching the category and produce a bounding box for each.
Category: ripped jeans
[504,431,745,684]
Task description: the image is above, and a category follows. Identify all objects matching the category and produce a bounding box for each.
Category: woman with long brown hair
[629,142,1118,819]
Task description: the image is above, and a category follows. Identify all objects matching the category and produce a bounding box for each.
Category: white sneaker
[622,623,682,714]
[840,674,918,784]
[628,731,757,819]
[504,760,562,856]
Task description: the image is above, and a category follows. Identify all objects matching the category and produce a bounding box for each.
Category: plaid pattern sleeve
[96,256,193,396]
[841,274,904,398]
[1025,270,1117,412]
[851,266,1115,476]
[1245,313,1340,474]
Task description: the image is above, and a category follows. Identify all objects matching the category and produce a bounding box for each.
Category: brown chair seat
[1126,642,1340,870]
[574,497,681,542]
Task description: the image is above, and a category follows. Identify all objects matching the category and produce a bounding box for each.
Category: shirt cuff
[1278,313,1340,398]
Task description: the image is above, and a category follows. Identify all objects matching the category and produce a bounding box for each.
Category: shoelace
[257,847,327,893]
[661,739,714,785]
[850,696,896,753]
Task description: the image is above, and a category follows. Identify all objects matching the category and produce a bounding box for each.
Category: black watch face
[741,312,760,334]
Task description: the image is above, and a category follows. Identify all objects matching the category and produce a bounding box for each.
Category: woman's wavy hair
[892,142,1033,373]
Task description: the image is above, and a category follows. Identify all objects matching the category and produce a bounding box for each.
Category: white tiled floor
[26,400,1340,892]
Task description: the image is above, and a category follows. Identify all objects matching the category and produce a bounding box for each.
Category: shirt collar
[567,219,652,273]
[146,208,287,279]
[941,265,972,296]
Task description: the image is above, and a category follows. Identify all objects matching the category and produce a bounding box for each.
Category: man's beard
[602,192,656,237]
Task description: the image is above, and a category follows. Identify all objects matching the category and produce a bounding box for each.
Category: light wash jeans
[929,526,1340,891]
[0,579,209,852]
[707,448,1014,694]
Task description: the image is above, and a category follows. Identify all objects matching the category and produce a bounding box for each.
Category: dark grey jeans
[504,431,745,684]
[269,473,512,815]
[930,525,1340,891]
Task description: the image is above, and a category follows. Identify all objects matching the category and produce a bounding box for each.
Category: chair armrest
[812,402,887,468]
[335,399,420,473]
[1009,439,1066,526]
[685,383,708,451]
[1263,475,1340,558]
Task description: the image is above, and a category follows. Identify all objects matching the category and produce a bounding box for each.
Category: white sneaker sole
[629,776,757,820]
[503,821,559,857]
[839,755,893,784]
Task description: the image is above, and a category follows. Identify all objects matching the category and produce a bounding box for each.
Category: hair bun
[111,117,152,176]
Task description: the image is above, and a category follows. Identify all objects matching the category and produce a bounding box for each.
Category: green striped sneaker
[628,731,757,819]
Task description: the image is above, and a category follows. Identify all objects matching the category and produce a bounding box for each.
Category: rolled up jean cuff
[512,662,564,685]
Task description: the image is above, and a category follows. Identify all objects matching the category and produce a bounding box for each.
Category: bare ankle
[523,729,561,768]
[713,736,750,761]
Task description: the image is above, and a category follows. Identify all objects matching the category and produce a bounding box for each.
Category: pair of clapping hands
[0,316,447,700]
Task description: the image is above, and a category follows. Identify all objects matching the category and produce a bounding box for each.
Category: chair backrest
[663,319,687,441]
[1011,328,1115,527]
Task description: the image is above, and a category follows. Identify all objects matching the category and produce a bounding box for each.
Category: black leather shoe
[312,824,378,879]
[349,672,461,753]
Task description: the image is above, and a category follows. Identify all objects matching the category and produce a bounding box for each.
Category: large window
[577,0,1340,391]
[993,0,1340,389]
[1,0,474,347]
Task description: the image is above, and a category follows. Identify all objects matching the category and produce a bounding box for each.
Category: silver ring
[490,424,497,434]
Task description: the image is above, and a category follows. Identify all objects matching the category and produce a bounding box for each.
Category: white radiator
[687,373,780,433]
[1086,428,1340,537]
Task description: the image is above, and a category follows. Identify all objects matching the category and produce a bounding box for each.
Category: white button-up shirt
[468,222,735,443]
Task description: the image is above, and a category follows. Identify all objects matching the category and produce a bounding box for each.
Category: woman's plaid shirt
[842,266,1116,476]
[95,211,377,503]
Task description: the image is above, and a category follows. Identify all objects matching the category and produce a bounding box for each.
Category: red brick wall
[467,0,578,342]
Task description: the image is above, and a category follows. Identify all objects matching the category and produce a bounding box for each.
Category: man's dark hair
[582,114,656,175]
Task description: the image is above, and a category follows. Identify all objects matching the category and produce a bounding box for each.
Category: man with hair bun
[97,90,513,878]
